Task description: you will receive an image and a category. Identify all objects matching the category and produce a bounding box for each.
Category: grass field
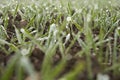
[0,0,120,80]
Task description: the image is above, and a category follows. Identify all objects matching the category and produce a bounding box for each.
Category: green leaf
[14,26,22,44]
[0,25,8,39]
[59,62,85,80]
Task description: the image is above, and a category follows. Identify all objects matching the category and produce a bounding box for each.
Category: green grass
[0,0,120,80]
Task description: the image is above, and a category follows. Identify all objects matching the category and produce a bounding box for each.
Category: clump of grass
[0,0,120,80]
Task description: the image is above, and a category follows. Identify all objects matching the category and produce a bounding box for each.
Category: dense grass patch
[0,0,120,80]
